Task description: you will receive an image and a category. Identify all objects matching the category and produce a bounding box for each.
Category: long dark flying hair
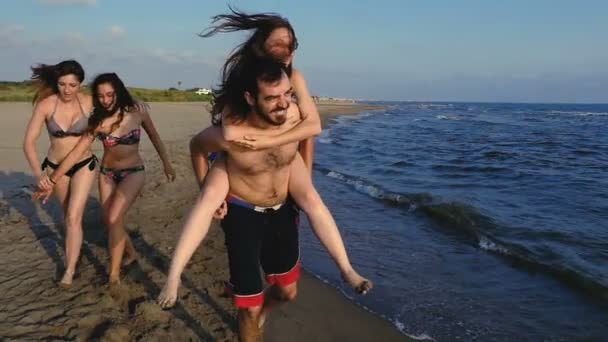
[30,59,85,103]
[87,73,137,133]
[211,56,287,125]
[200,7,297,125]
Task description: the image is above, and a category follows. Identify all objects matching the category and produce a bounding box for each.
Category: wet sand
[0,102,405,341]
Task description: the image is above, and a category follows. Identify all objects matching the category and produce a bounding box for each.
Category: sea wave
[322,168,608,301]
[436,114,461,121]
[549,110,608,116]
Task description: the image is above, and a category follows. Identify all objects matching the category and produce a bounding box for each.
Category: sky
[1,0,607,103]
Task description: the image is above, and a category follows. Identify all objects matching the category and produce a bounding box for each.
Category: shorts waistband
[225,194,284,213]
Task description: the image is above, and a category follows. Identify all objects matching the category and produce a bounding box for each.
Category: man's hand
[213,201,228,220]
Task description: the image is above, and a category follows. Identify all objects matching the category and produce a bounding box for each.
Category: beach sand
[0,102,405,341]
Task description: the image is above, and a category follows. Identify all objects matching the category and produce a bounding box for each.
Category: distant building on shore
[195,88,211,95]
[312,95,356,103]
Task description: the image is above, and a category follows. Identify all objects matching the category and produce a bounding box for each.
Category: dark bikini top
[98,128,141,148]
[46,97,89,138]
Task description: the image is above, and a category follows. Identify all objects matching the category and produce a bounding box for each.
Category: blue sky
[1,0,607,102]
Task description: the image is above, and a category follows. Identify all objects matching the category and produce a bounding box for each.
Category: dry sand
[0,102,406,341]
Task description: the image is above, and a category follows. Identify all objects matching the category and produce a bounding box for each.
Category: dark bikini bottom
[100,165,145,184]
[41,155,98,177]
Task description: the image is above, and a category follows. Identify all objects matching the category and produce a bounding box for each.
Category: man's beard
[255,102,287,126]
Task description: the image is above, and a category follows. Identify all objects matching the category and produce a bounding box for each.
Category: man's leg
[222,204,267,341]
[238,305,263,342]
[259,281,298,328]
[259,200,302,328]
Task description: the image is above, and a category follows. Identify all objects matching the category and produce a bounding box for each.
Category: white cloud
[105,25,126,40]
[0,25,28,49]
[147,48,216,68]
[64,32,88,46]
[36,0,97,6]
[0,27,222,89]
[0,25,25,36]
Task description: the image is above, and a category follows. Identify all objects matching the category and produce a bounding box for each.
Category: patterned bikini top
[46,97,89,138]
[98,128,141,148]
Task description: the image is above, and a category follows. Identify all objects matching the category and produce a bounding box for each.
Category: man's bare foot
[58,269,75,289]
[341,269,373,295]
[157,278,180,309]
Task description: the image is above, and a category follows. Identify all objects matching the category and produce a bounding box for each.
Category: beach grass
[0,81,213,102]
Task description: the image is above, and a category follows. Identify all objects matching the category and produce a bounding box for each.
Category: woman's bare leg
[158,159,229,308]
[99,175,137,268]
[288,153,372,294]
[59,165,97,286]
[102,172,145,284]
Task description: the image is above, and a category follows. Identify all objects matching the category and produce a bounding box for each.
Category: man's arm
[189,126,229,187]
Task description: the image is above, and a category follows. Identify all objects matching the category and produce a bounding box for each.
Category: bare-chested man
[158,57,309,341]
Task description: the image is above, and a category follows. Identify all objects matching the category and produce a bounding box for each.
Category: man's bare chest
[230,143,298,175]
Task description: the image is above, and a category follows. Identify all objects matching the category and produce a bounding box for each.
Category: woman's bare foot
[341,269,373,295]
[157,277,180,309]
[109,273,121,286]
[121,252,138,268]
[58,269,75,289]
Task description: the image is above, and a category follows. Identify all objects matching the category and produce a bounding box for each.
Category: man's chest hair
[232,144,297,173]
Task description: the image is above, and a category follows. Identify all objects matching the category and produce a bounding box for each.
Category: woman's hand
[32,187,53,204]
[213,200,228,220]
[164,163,176,182]
[37,174,55,191]
[231,134,276,151]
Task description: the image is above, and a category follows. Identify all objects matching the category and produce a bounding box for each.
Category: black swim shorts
[221,194,301,308]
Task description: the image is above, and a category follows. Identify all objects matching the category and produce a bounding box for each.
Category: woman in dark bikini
[37,73,176,285]
[23,60,97,288]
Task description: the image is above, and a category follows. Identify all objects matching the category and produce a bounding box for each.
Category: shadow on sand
[0,170,235,339]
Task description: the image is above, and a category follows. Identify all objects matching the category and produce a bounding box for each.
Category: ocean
[300,102,608,340]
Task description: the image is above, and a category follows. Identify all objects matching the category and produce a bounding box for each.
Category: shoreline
[0,102,405,340]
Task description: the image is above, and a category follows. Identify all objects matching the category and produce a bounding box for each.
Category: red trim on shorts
[266,262,301,287]
[233,292,265,308]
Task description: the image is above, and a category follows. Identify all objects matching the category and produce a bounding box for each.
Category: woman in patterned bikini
[36,73,176,285]
[23,60,98,288]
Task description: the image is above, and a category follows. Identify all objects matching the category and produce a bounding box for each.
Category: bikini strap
[49,96,59,119]
[76,95,88,117]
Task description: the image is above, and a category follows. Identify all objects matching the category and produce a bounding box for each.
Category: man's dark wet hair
[210,56,288,126]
